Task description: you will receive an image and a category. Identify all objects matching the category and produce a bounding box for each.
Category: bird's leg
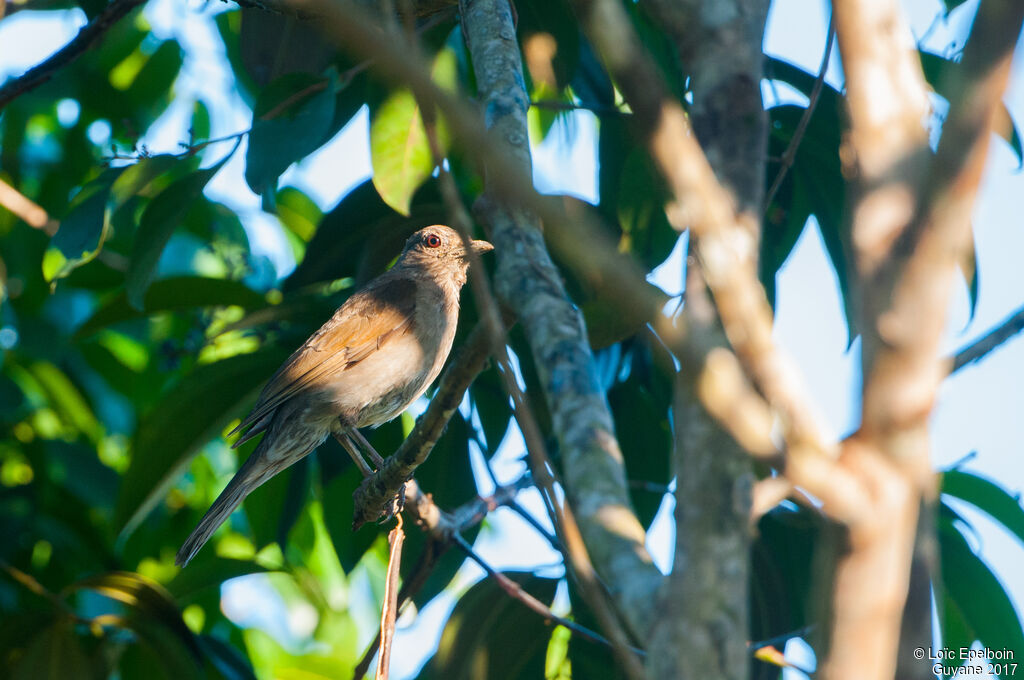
[350,429,405,517]
[351,428,385,467]
[333,429,374,477]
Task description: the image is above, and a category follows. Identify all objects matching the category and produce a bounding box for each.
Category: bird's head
[397,225,493,285]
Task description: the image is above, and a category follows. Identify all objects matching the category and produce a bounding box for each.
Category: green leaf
[322,459,379,573]
[198,634,258,680]
[942,469,1024,546]
[938,514,1024,670]
[517,0,580,90]
[166,556,268,601]
[77,276,267,338]
[470,365,513,455]
[616,149,678,270]
[420,573,560,680]
[370,49,457,215]
[285,179,446,291]
[11,619,90,680]
[275,186,322,243]
[126,161,228,310]
[115,347,291,538]
[244,73,337,196]
[45,171,122,283]
[73,572,203,664]
[609,375,671,529]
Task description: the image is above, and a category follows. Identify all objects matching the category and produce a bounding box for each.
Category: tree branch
[0,178,58,235]
[458,0,660,650]
[824,2,1024,679]
[636,1,770,676]
[0,0,146,111]
[951,302,1024,372]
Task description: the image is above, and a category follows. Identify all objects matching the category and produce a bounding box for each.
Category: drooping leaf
[10,619,90,680]
[938,512,1024,671]
[73,571,204,668]
[77,276,267,338]
[285,179,446,291]
[115,347,291,538]
[608,374,671,529]
[370,49,457,215]
[942,469,1024,546]
[244,72,338,198]
[44,169,124,283]
[125,160,230,310]
[420,572,560,680]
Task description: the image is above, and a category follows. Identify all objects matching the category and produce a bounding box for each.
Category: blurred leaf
[370,49,457,215]
[421,572,559,680]
[322,459,378,572]
[125,160,229,311]
[77,277,267,338]
[470,365,513,455]
[245,454,312,551]
[45,170,123,283]
[198,633,258,680]
[751,506,824,641]
[275,186,322,243]
[608,375,670,529]
[762,105,813,308]
[115,347,291,538]
[245,73,337,197]
[920,51,1023,168]
[938,514,1024,669]
[10,618,90,680]
[166,556,268,601]
[285,179,446,291]
[73,572,203,666]
[942,469,1024,546]
[615,149,677,270]
[517,0,580,89]
[571,36,614,110]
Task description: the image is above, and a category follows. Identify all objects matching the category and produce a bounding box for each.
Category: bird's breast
[329,294,458,428]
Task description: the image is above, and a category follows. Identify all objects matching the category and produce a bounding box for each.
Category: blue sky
[2,0,1023,677]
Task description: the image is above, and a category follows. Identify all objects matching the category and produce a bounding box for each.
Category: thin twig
[764,15,836,209]
[450,532,644,656]
[530,99,629,116]
[375,515,405,680]
[950,302,1024,372]
[353,536,446,679]
[0,0,146,111]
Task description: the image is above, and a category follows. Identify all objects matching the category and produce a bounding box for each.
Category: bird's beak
[470,239,494,255]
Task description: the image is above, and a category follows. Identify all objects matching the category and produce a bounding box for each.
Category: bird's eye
[425,234,442,248]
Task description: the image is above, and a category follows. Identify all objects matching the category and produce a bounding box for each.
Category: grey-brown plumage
[176,225,492,566]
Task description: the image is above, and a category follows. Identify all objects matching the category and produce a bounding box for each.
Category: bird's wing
[231,276,417,443]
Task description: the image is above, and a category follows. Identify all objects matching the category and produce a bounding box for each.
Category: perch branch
[351,323,491,529]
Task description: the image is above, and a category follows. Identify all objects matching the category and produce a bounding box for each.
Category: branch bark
[636,1,769,678]
[825,2,1024,679]
[459,0,662,644]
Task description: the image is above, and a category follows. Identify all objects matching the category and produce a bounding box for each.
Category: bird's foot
[380,483,407,523]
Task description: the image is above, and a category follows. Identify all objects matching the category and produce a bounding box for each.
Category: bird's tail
[175,447,266,567]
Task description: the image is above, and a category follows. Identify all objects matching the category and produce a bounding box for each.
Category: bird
[175,225,493,566]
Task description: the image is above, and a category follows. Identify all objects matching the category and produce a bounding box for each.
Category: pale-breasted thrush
[176,225,493,566]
